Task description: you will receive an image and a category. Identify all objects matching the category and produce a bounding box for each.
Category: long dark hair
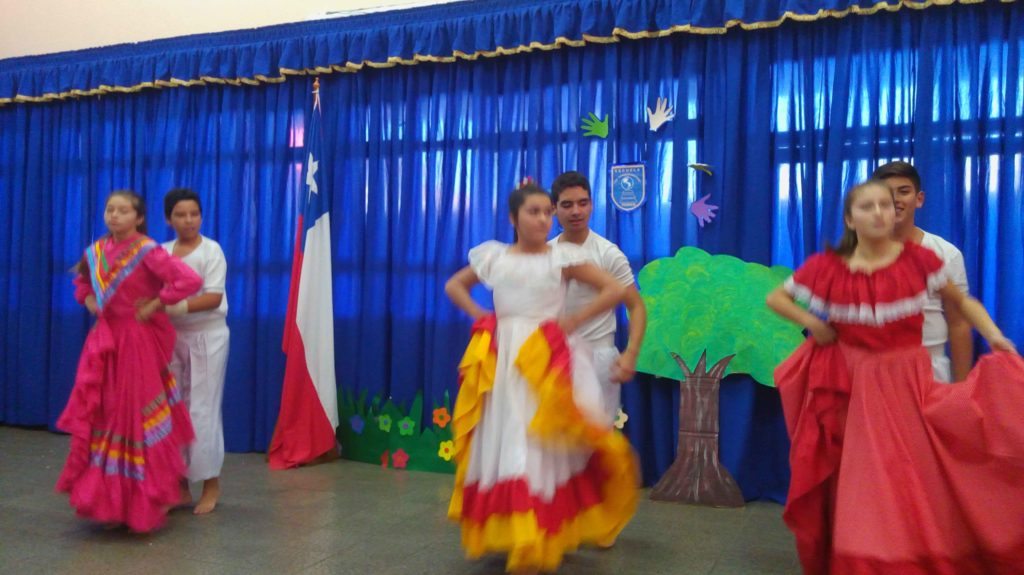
[826,179,894,257]
[508,180,551,243]
[76,190,148,277]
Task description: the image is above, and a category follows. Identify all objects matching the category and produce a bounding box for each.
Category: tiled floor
[0,426,799,574]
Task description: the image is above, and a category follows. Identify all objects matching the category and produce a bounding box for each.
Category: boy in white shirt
[549,172,647,423]
[872,161,971,382]
[163,188,230,514]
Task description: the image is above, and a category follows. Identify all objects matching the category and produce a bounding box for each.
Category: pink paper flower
[392,448,409,469]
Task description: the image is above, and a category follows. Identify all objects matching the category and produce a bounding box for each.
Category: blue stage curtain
[1,2,1021,502]
[0,0,1008,106]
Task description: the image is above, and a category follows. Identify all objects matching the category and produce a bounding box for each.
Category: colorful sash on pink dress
[86,236,156,310]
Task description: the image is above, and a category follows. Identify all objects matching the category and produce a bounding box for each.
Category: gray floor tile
[0,425,798,574]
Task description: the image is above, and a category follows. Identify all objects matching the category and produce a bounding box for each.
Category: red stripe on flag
[268,306,337,469]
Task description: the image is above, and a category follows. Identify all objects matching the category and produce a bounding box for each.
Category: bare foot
[193,478,220,515]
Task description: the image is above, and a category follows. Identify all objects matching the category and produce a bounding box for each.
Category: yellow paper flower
[437,440,454,461]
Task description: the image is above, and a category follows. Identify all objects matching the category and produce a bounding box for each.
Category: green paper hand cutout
[581,112,609,138]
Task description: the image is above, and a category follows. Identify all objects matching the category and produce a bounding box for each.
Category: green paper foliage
[636,247,804,386]
[338,389,455,474]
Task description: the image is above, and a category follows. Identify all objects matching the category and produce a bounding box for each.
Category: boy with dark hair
[872,161,972,382]
[163,188,230,513]
[550,171,647,424]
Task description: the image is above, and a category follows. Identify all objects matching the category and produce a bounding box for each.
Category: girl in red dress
[57,190,202,532]
[767,179,1024,574]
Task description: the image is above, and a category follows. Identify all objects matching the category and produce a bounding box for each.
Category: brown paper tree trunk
[649,350,745,507]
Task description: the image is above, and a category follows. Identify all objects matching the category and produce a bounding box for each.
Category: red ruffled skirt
[777,340,1024,574]
[56,315,194,532]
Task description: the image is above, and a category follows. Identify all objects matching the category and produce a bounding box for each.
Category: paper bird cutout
[688,163,713,176]
[690,194,719,228]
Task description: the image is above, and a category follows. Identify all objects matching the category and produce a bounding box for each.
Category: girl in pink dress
[57,190,202,532]
[767,179,1024,574]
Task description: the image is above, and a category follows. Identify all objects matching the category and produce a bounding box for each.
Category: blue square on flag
[610,163,646,212]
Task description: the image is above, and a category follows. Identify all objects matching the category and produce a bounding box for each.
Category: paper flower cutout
[397,416,415,436]
[432,407,451,428]
[438,440,454,461]
[646,97,675,132]
[581,112,609,138]
[392,448,410,469]
[690,194,719,228]
[614,408,629,430]
[349,414,365,435]
[688,163,714,176]
[380,450,390,468]
[378,414,392,433]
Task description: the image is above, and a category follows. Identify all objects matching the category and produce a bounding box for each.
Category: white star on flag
[306,152,319,198]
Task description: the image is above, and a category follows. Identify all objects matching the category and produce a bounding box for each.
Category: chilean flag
[268,79,339,469]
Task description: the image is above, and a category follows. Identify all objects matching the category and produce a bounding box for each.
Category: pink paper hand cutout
[690,194,719,228]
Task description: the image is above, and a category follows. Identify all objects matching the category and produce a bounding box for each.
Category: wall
[0,0,462,60]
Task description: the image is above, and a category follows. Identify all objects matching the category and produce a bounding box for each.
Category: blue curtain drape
[0,0,1001,106]
[2,1,1021,502]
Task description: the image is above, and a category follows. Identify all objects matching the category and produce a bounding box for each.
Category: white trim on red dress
[784,266,949,327]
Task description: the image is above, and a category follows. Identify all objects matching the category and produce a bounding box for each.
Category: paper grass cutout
[339,391,455,474]
[690,194,719,228]
[646,97,675,132]
[581,112,609,138]
[688,163,713,176]
[636,247,803,507]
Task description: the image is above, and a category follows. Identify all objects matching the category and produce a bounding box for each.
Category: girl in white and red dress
[444,182,639,574]
[767,179,1024,575]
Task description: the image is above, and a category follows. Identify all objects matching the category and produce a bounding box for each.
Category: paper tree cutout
[581,112,609,138]
[690,194,718,228]
[636,247,804,507]
[646,97,675,132]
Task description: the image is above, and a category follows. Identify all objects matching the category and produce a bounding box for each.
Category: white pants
[170,324,230,482]
[587,341,622,427]
[927,343,953,383]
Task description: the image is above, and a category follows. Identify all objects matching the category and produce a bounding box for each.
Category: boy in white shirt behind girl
[163,188,230,514]
[549,172,647,424]
[872,161,972,382]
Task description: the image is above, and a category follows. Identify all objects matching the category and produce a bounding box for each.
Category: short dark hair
[871,161,921,193]
[550,171,591,203]
[164,188,203,219]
